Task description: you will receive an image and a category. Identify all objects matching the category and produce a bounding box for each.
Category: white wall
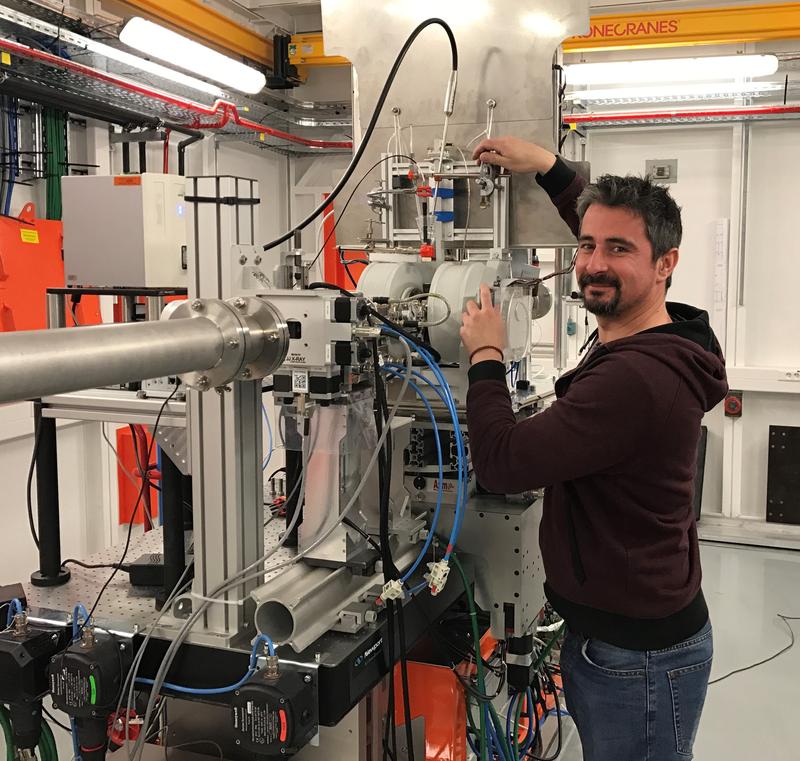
[585,125,734,314]
[744,124,800,368]
[577,118,800,537]
[585,125,735,515]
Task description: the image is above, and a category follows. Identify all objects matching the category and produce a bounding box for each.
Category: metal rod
[121,295,136,323]
[139,140,147,173]
[30,404,70,588]
[737,123,750,307]
[145,296,164,321]
[554,247,568,373]
[46,292,66,329]
[0,318,224,405]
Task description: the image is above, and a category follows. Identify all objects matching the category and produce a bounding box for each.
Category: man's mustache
[579,273,621,290]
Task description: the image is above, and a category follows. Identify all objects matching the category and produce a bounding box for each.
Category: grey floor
[555,541,800,761]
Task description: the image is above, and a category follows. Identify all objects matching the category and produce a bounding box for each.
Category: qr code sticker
[292,370,309,393]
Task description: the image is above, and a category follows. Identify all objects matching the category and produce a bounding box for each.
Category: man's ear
[657,248,679,284]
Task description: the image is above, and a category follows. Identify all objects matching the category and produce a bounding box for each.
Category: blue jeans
[559,620,713,761]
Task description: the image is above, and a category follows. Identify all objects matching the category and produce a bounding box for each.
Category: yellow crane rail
[564,2,800,52]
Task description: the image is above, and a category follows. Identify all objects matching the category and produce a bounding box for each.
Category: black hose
[177,134,202,176]
[263,18,457,252]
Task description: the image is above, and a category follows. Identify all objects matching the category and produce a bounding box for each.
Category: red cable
[130,424,153,532]
[163,127,170,173]
[0,39,353,150]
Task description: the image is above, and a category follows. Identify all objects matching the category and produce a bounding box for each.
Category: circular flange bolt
[164,296,289,390]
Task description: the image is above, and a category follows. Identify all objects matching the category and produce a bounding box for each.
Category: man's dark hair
[576,174,682,289]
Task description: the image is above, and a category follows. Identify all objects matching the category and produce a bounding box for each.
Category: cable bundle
[43,107,67,220]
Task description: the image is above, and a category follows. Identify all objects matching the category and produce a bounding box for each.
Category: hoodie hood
[572,302,728,413]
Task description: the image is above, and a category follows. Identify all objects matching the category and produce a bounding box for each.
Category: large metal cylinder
[0,317,222,404]
[252,546,416,652]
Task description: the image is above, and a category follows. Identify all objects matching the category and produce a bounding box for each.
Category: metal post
[160,451,187,601]
[46,292,67,329]
[121,295,136,323]
[30,403,70,587]
[139,140,147,174]
[145,296,165,321]
[553,247,569,374]
[183,175,264,638]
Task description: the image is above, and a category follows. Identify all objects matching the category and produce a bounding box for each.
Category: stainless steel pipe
[252,546,416,652]
[0,317,223,404]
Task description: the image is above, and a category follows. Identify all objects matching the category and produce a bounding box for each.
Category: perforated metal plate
[24,519,296,633]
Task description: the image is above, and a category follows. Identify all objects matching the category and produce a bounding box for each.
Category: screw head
[228,339,240,349]
[314,652,321,663]
[266,332,278,343]
[254,255,262,265]
[191,299,203,311]
[196,376,209,389]
[280,749,286,755]
[235,739,241,746]
[233,297,246,310]
[240,368,252,379]
[136,389,147,399]
[239,254,248,265]
[234,690,240,696]
[303,674,312,684]
[119,643,126,651]
[279,698,285,704]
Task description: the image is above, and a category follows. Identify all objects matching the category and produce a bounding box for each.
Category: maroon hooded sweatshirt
[466,158,729,650]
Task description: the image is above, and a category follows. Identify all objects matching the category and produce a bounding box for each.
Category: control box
[62,173,188,288]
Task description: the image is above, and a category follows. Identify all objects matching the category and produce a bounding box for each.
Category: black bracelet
[469,345,504,364]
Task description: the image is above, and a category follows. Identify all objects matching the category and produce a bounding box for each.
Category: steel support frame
[181,175,264,638]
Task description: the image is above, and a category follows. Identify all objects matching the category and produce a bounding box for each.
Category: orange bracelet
[469,345,504,364]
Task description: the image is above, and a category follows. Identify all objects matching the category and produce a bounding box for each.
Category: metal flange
[231,296,290,381]
[165,299,246,389]
[164,296,289,390]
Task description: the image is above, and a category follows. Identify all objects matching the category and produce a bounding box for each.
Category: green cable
[532,623,565,673]
[450,553,487,761]
[512,692,524,760]
[0,705,15,761]
[487,700,513,760]
[39,719,58,761]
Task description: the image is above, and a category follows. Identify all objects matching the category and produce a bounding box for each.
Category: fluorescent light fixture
[120,17,266,95]
[565,55,779,86]
[82,36,225,98]
[567,81,784,105]
[0,4,224,97]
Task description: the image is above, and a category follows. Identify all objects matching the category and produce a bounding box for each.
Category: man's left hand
[460,284,507,364]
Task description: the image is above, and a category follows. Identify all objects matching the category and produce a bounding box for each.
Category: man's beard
[579,273,622,316]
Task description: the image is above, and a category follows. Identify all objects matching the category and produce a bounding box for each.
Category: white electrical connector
[381,579,406,601]
[425,560,451,596]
